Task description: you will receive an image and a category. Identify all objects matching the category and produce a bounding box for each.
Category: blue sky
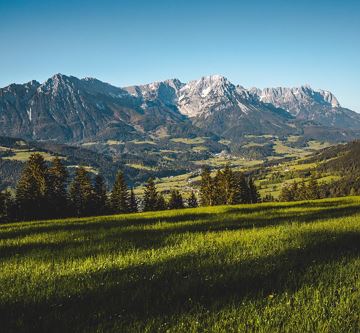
[1,0,359,111]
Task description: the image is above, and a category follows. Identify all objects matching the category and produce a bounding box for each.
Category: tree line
[279,177,321,202]
[0,154,261,222]
[199,165,260,206]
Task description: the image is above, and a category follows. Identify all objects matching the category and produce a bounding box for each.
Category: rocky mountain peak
[253,85,341,115]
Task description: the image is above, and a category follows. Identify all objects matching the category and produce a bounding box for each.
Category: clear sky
[1,0,359,111]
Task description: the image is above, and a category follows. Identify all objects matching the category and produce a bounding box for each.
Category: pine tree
[111,171,129,213]
[156,193,167,211]
[307,176,321,200]
[213,170,226,205]
[168,190,184,209]
[232,172,249,204]
[93,174,107,214]
[69,167,95,217]
[187,191,198,208]
[298,180,308,200]
[16,153,49,220]
[199,166,214,206]
[143,178,158,211]
[47,157,68,217]
[0,190,11,221]
[221,165,236,205]
[280,184,294,202]
[129,188,138,213]
[248,177,260,203]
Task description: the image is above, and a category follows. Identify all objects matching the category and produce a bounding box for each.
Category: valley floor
[1,198,360,332]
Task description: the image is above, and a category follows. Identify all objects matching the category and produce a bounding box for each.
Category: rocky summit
[1,74,360,144]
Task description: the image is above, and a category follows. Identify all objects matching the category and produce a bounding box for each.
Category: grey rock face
[0,74,359,144]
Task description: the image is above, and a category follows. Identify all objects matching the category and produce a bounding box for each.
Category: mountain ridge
[1,73,360,145]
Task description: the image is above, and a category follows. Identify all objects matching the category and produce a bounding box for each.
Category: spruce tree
[111,171,129,213]
[156,193,167,211]
[129,188,138,213]
[0,190,11,221]
[232,172,249,204]
[187,191,198,208]
[307,176,321,200]
[143,178,158,211]
[280,184,294,202]
[221,165,236,205]
[168,190,184,209]
[16,153,49,220]
[94,174,107,214]
[248,177,260,203]
[69,167,95,217]
[298,180,308,200]
[213,170,226,205]
[199,166,214,206]
[47,157,68,217]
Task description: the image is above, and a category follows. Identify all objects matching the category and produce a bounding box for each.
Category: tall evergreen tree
[213,170,227,205]
[111,171,129,213]
[16,153,49,219]
[298,180,308,200]
[156,193,167,211]
[69,167,95,217]
[187,191,198,208]
[199,166,214,206]
[93,174,107,214]
[307,176,321,200]
[128,188,138,213]
[0,190,12,221]
[232,172,249,204]
[221,165,236,205]
[168,190,184,209]
[280,184,295,202]
[47,157,68,217]
[248,177,260,203]
[143,178,158,211]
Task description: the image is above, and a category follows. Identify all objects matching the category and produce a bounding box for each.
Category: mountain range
[1,73,359,146]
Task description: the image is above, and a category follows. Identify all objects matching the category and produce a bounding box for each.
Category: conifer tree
[291,182,299,201]
[298,180,308,200]
[168,189,184,209]
[111,171,129,213]
[16,153,49,219]
[69,167,95,217]
[156,193,167,211]
[213,170,227,205]
[307,176,321,200]
[248,177,260,203]
[232,172,249,204]
[199,166,214,206]
[221,165,236,204]
[0,190,12,221]
[93,174,107,214]
[48,157,68,217]
[143,178,158,211]
[187,191,198,208]
[129,188,138,213]
[280,184,295,202]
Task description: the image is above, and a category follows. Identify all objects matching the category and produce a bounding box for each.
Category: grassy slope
[1,198,360,332]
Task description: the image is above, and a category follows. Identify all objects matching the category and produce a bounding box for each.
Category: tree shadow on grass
[1,198,358,243]
[1,228,360,332]
[1,201,360,261]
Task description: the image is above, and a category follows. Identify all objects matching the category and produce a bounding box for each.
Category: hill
[1,197,359,332]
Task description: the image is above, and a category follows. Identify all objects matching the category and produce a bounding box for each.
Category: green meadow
[1,197,360,332]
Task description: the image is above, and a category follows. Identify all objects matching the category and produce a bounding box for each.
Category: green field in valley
[1,197,360,332]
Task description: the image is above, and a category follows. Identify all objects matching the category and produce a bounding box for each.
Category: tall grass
[1,197,359,332]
